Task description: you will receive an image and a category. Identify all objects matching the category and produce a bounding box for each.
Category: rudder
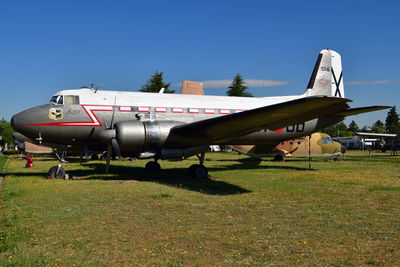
[304,49,344,98]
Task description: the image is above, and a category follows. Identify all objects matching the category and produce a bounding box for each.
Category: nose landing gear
[48,151,67,179]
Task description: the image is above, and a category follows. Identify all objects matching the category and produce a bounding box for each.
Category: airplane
[355,132,400,155]
[11,49,389,179]
[231,132,343,161]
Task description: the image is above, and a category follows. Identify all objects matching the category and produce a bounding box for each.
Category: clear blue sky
[1,0,399,128]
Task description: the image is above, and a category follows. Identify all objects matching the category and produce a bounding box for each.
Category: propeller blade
[110,96,117,129]
[105,143,112,173]
[111,138,121,159]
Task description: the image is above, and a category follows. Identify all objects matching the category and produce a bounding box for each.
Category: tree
[140,70,175,93]
[0,119,14,145]
[347,120,359,133]
[226,74,253,97]
[385,106,400,134]
[322,122,352,137]
[371,120,386,133]
[360,125,370,132]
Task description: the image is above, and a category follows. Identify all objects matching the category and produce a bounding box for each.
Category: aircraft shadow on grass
[82,163,252,195]
[7,156,314,195]
[225,157,314,171]
[6,162,251,196]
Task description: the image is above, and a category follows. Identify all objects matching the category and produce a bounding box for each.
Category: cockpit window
[322,137,334,144]
[49,95,59,104]
[57,95,63,105]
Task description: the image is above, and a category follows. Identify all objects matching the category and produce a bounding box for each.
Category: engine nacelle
[115,120,183,152]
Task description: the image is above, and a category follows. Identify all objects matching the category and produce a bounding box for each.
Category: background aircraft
[355,132,400,155]
[11,49,388,179]
[231,133,342,161]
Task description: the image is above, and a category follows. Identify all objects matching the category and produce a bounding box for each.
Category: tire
[48,166,66,179]
[188,164,208,179]
[273,155,284,162]
[145,161,161,173]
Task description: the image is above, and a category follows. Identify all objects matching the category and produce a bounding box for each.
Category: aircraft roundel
[49,108,63,120]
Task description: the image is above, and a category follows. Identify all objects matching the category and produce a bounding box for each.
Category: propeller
[97,96,122,173]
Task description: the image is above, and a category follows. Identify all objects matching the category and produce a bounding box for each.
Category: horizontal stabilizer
[334,106,390,117]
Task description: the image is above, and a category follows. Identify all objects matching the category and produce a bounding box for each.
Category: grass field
[0,151,399,266]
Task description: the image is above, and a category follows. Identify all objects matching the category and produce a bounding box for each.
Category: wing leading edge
[166,96,351,147]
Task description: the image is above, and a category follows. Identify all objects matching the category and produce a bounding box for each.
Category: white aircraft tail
[304,49,344,98]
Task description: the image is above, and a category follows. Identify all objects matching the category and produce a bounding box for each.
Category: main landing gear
[144,152,209,179]
[188,152,208,179]
[48,151,67,179]
[145,161,161,172]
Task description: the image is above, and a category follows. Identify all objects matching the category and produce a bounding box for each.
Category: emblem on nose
[49,108,63,120]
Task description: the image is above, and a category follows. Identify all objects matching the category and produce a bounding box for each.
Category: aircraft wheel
[273,155,284,162]
[48,166,65,179]
[188,164,208,179]
[145,161,161,172]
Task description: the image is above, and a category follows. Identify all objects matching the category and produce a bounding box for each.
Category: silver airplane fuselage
[11,88,341,156]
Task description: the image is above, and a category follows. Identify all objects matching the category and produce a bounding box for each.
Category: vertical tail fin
[304,49,344,98]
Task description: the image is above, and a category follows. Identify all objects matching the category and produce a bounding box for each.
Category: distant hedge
[2,150,20,155]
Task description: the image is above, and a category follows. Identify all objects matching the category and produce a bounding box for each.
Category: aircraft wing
[168,96,350,146]
[355,132,400,140]
[334,106,390,116]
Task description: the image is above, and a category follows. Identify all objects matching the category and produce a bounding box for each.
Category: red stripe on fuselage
[273,128,284,133]
[17,105,113,127]
[17,104,250,127]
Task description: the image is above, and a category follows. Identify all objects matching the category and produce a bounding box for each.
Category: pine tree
[385,106,400,133]
[371,120,386,133]
[347,120,359,133]
[226,74,253,97]
[140,70,175,93]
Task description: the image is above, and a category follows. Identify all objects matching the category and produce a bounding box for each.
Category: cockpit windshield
[49,95,63,105]
[49,95,59,104]
[322,137,334,144]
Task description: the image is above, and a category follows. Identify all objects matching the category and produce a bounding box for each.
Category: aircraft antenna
[262,59,264,97]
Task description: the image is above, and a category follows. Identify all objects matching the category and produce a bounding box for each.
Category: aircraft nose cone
[10,115,16,129]
[10,113,25,132]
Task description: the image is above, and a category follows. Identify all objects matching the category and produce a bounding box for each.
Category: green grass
[0,151,400,265]
[0,156,7,172]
